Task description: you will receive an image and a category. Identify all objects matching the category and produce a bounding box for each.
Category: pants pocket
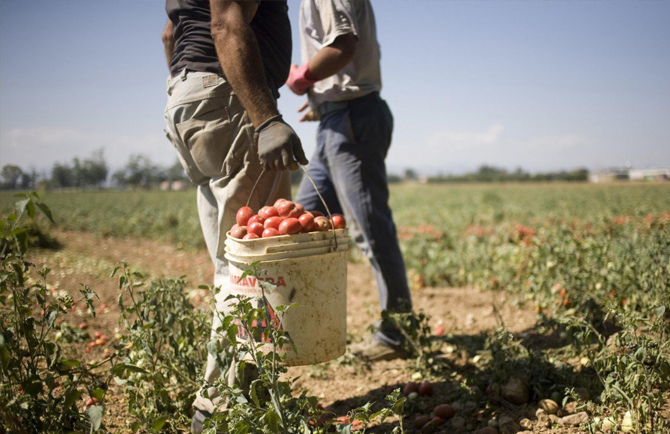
[176,98,244,179]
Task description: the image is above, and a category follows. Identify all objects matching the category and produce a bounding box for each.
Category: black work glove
[256,115,309,171]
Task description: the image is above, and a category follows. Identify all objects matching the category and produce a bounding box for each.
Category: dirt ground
[30,229,593,434]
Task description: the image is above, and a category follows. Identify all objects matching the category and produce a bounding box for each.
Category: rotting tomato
[276,200,296,217]
[287,203,305,218]
[230,224,247,239]
[313,216,331,231]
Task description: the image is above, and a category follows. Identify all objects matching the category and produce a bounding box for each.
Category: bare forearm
[308,34,356,80]
[162,20,175,70]
[211,14,277,127]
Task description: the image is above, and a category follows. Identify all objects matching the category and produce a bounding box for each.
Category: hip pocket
[176,98,246,178]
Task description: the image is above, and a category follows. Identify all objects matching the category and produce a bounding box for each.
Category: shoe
[191,409,212,434]
[350,338,409,362]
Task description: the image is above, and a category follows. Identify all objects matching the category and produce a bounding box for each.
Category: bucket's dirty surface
[225,229,349,366]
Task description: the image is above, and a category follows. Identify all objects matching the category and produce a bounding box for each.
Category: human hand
[298,101,319,122]
[256,116,309,171]
[286,64,318,96]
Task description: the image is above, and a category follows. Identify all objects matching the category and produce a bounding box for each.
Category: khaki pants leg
[164,71,291,413]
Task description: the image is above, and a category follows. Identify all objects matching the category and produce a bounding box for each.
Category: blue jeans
[295,93,412,347]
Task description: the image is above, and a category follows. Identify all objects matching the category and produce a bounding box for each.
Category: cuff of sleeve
[321,27,357,48]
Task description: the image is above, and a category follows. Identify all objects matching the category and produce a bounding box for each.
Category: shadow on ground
[323,324,606,433]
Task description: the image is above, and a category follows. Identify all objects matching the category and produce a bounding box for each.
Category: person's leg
[165,71,290,419]
[294,130,342,216]
[321,96,412,348]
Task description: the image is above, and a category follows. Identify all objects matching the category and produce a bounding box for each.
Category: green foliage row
[1,183,668,432]
[0,193,108,432]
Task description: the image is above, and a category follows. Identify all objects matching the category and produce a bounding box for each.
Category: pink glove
[286,63,318,95]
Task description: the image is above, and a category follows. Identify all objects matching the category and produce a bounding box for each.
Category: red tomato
[230,224,248,239]
[313,216,331,231]
[274,198,287,207]
[243,233,259,240]
[276,200,296,217]
[279,218,302,235]
[248,215,265,225]
[287,203,305,218]
[247,222,264,237]
[298,212,315,232]
[414,415,431,429]
[335,416,350,424]
[236,206,254,226]
[259,206,279,220]
[433,404,455,420]
[402,382,420,396]
[78,322,88,330]
[264,216,283,230]
[331,213,346,229]
[419,381,434,396]
[262,228,280,238]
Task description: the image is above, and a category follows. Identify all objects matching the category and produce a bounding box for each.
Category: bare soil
[30,229,592,434]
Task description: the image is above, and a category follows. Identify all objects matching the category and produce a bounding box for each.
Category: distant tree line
[0,149,189,191]
[387,165,589,183]
[2,156,590,191]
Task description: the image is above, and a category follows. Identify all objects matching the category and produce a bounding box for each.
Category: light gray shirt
[299,0,382,106]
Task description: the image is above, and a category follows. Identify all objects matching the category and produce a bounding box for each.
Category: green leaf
[391,397,406,415]
[265,407,281,432]
[24,376,42,398]
[15,198,30,215]
[46,310,58,328]
[25,199,36,219]
[112,362,148,377]
[85,405,104,431]
[124,364,149,374]
[12,262,25,286]
[91,387,105,401]
[152,416,168,432]
[63,389,82,410]
[36,202,55,223]
[57,359,81,373]
[249,379,262,407]
[336,424,353,434]
[0,334,9,370]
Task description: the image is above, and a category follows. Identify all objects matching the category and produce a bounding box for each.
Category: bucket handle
[246,166,339,252]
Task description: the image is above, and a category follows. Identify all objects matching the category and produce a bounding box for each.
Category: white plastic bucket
[225,228,349,366]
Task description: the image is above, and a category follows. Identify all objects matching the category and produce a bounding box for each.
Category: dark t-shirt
[166,0,292,98]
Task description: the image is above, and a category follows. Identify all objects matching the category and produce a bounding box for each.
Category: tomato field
[1,182,669,433]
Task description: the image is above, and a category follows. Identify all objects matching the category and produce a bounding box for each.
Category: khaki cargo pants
[164,69,291,413]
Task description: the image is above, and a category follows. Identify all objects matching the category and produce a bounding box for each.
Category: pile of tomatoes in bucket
[230,198,346,240]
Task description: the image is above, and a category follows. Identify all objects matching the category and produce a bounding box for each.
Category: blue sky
[1,0,669,176]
